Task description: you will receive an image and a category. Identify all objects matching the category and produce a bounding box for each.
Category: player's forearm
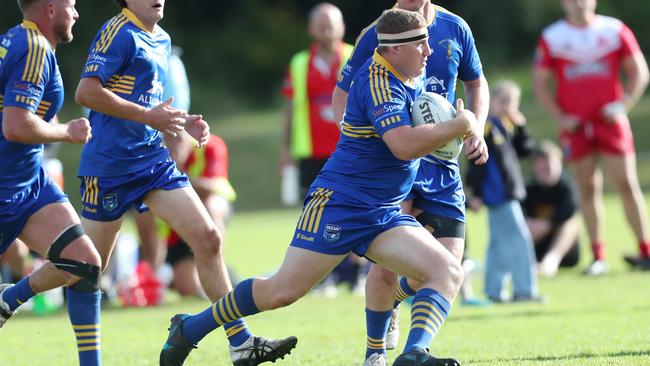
[533,72,564,123]
[393,119,467,160]
[332,86,349,126]
[2,107,68,144]
[463,76,489,131]
[75,78,150,124]
[622,57,650,111]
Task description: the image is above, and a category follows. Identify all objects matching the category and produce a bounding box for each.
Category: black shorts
[535,233,580,268]
[415,212,465,239]
[166,240,194,266]
[298,158,329,194]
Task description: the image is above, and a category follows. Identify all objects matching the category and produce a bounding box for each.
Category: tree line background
[3,0,650,209]
[1,0,649,114]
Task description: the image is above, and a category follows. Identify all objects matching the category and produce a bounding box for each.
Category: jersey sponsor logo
[87,53,109,65]
[564,61,610,80]
[13,82,42,97]
[146,72,164,95]
[295,233,315,242]
[0,46,6,59]
[438,39,458,61]
[102,194,118,212]
[425,76,447,95]
[323,224,341,243]
[372,104,402,118]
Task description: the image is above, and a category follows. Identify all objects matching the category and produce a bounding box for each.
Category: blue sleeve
[456,18,483,82]
[336,25,378,93]
[366,83,412,137]
[81,28,133,85]
[3,43,50,113]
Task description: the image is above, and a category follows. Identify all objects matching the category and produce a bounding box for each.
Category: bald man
[280,2,353,197]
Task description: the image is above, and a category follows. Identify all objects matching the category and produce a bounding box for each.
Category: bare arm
[75,77,185,135]
[382,100,476,160]
[462,75,490,164]
[2,107,90,144]
[331,86,349,130]
[621,52,650,111]
[533,66,579,133]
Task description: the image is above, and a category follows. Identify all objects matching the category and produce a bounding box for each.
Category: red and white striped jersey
[535,15,641,120]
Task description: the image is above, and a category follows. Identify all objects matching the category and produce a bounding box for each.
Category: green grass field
[1,195,649,365]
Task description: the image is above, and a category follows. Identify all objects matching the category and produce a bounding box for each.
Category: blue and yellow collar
[372,50,410,84]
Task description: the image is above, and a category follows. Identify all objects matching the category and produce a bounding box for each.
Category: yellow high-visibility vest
[289,43,353,160]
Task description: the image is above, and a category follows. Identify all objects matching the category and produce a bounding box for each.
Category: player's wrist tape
[378,28,428,46]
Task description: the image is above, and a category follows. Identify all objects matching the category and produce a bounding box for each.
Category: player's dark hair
[376,9,427,53]
[113,0,127,8]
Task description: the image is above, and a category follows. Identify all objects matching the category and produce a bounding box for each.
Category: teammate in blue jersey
[0,1,103,365]
[74,1,296,365]
[160,9,476,366]
[332,2,490,363]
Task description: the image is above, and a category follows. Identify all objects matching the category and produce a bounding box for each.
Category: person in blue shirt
[74,1,296,365]
[332,2,490,361]
[160,9,477,366]
[0,1,103,365]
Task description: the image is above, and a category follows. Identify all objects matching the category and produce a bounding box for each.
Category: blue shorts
[0,168,68,255]
[290,187,420,257]
[405,159,465,222]
[79,160,189,222]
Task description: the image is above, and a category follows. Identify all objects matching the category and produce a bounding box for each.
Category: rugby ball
[411,92,463,161]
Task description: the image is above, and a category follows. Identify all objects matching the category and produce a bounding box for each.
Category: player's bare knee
[192,225,223,257]
[372,267,397,287]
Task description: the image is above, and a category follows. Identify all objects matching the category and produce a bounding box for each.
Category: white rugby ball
[411,92,463,161]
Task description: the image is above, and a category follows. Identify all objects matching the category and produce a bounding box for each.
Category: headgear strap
[377,28,428,46]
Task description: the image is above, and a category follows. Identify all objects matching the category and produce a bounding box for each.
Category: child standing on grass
[467,80,544,303]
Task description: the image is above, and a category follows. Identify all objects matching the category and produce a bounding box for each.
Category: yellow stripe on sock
[77,338,100,345]
[411,323,435,335]
[228,292,244,318]
[73,324,100,330]
[412,301,444,324]
[211,303,226,326]
[78,345,101,352]
[75,331,100,337]
[225,325,245,337]
[411,315,440,331]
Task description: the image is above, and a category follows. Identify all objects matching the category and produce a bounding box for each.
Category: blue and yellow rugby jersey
[78,8,171,177]
[313,52,424,206]
[337,5,482,168]
[0,21,64,196]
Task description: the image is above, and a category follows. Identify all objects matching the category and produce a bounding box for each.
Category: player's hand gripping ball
[411,92,463,160]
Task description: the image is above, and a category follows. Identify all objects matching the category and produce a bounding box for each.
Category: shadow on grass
[452,309,560,322]
[468,350,650,364]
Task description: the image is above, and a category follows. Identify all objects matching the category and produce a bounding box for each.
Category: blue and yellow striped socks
[182,278,259,345]
[67,288,102,366]
[2,277,36,311]
[223,319,253,347]
[365,309,391,359]
[394,276,416,308]
[403,288,450,353]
